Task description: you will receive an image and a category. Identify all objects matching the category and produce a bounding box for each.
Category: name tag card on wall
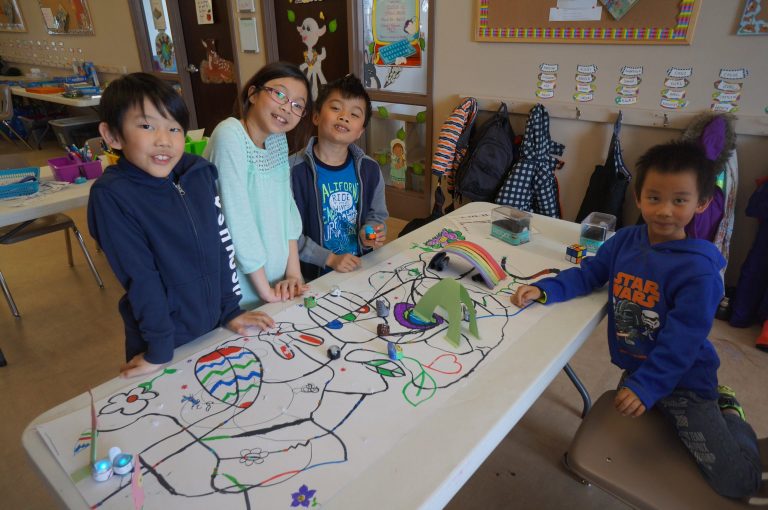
[196,0,214,24]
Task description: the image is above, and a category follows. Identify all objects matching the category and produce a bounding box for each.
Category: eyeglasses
[259,86,307,117]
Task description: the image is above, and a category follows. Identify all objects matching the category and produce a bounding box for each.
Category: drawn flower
[290,484,316,507]
[100,387,158,416]
[425,228,463,248]
[239,448,268,466]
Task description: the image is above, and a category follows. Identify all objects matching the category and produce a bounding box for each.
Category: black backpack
[452,102,516,203]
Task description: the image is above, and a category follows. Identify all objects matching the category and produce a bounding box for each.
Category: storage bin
[48,155,102,183]
[0,167,40,199]
[491,206,532,246]
[48,115,100,147]
[184,137,208,155]
[580,212,616,252]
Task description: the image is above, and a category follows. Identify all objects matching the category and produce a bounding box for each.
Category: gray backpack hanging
[575,112,631,228]
[495,104,564,218]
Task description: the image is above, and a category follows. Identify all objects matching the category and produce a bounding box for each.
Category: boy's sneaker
[717,385,746,421]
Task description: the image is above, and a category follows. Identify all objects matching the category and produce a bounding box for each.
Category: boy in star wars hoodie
[88,73,274,379]
[512,141,761,499]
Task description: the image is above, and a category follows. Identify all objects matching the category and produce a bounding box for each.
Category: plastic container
[0,167,40,199]
[491,206,532,245]
[48,155,102,183]
[580,212,617,252]
[184,137,208,155]
[49,115,100,147]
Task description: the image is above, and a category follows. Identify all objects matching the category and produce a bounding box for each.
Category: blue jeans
[656,389,762,499]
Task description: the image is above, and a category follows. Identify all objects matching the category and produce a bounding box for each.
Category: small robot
[565,243,587,264]
[304,296,317,308]
[364,225,377,240]
[376,298,389,317]
[92,447,134,482]
[327,345,341,360]
[330,286,341,297]
[387,341,403,361]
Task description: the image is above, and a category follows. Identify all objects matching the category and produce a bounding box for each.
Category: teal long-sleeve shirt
[205,117,302,308]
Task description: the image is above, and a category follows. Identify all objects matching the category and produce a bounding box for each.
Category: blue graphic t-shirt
[315,152,360,256]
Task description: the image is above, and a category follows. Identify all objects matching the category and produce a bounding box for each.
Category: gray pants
[656,390,762,499]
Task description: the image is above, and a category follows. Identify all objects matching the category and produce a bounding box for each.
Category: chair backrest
[0,84,13,121]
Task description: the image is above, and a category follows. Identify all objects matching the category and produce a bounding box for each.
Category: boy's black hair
[634,140,716,201]
[314,74,373,128]
[100,72,189,139]
[239,61,312,118]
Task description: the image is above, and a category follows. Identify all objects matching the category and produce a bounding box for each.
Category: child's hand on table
[120,353,163,378]
[227,310,275,334]
[274,277,308,301]
[510,285,542,308]
[327,252,361,272]
[614,387,646,417]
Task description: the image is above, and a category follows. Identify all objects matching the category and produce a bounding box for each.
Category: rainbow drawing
[435,240,506,289]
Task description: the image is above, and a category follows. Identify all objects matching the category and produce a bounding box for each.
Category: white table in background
[10,86,100,108]
[22,202,608,510]
[0,166,93,229]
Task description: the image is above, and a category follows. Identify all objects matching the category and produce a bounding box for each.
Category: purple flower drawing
[425,228,464,249]
[290,484,316,507]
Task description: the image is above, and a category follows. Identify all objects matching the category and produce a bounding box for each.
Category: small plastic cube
[566,243,587,258]
[304,296,317,308]
[377,323,390,336]
[565,243,587,264]
[364,225,377,240]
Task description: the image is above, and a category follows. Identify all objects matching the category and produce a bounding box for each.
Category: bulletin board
[474,0,701,45]
[37,0,94,35]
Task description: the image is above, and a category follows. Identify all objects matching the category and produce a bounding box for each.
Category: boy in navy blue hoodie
[512,141,761,499]
[291,74,388,281]
[88,73,274,378]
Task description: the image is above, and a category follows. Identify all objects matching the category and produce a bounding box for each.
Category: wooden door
[177,0,239,135]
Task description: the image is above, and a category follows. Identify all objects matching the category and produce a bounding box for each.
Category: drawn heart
[425,353,462,374]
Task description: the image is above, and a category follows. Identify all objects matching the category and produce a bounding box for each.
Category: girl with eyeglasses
[205,62,313,307]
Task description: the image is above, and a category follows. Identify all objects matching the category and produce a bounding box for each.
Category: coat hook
[576,106,582,120]
[663,113,670,128]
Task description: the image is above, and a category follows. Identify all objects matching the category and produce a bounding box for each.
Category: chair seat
[0,214,75,244]
[565,390,767,510]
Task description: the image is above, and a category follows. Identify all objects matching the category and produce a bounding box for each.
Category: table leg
[563,363,591,418]
[0,348,7,367]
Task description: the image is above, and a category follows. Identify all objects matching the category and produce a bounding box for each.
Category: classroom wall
[0,0,141,81]
[0,1,266,87]
[433,1,768,285]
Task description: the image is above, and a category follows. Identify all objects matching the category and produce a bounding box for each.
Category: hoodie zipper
[308,151,325,253]
[172,179,214,324]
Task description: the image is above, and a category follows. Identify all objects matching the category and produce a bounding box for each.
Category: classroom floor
[1,141,766,509]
